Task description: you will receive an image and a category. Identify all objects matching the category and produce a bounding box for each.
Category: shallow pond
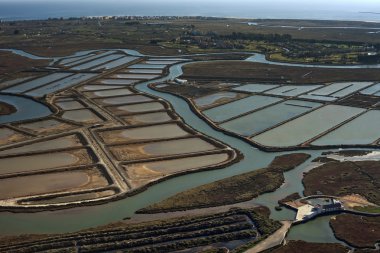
[194,92,240,108]
[71,54,125,70]
[145,60,176,65]
[80,85,123,91]
[92,56,138,70]
[26,73,97,97]
[252,105,365,147]
[96,95,153,105]
[0,134,83,156]
[17,119,73,134]
[86,88,134,98]
[56,100,85,110]
[121,111,172,124]
[99,123,190,145]
[60,53,97,66]
[0,94,51,124]
[312,110,380,146]
[108,102,166,115]
[0,152,80,175]
[360,82,380,95]
[110,137,217,161]
[123,153,229,175]
[64,51,116,67]
[265,85,322,97]
[111,74,160,79]
[128,64,167,69]
[221,100,322,136]
[233,83,279,93]
[329,82,373,97]
[125,69,162,74]
[0,127,28,145]
[62,109,103,124]
[97,79,138,85]
[203,95,282,122]
[0,170,91,200]
[3,73,72,93]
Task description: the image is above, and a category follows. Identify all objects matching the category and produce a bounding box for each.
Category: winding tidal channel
[1,49,377,245]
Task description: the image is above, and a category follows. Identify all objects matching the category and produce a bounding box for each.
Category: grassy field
[330,214,380,248]
[138,153,310,213]
[181,61,380,84]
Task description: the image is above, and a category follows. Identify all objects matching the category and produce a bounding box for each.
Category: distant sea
[0,1,380,22]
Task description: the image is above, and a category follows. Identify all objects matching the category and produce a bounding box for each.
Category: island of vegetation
[267,240,350,253]
[138,153,310,213]
[303,159,380,207]
[0,101,16,115]
[330,213,380,249]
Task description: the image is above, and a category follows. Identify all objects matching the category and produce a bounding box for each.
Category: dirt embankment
[138,153,310,213]
[181,61,380,84]
[330,214,380,248]
[0,101,16,115]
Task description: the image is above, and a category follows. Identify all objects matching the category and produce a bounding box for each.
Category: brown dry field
[268,240,349,253]
[303,160,380,205]
[0,167,109,200]
[330,214,380,248]
[16,119,78,135]
[0,51,49,75]
[120,111,174,125]
[98,124,190,145]
[181,61,380,84]
[0,102,16,115]
[0,148,96,176]
[0,127,29,146]
[109,137,216,161]
[0,134,84,156]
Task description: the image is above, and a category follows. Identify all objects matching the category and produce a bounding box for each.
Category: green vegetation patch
[303,160,380,205]
[267,240,350,253]
[354,206,380,214]
[138,153,310,213]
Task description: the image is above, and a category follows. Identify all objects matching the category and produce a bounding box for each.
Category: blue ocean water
[0,0,379,22]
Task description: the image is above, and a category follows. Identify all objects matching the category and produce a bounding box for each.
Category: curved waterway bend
[0,60,349,245]
[0,94,52,124]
